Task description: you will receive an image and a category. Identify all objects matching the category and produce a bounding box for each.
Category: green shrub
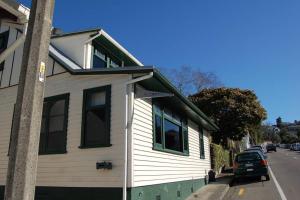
[210,143,230,174]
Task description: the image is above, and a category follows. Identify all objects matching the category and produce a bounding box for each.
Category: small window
[93,48,107,68]
[0,31,9,71]
[199,127,205,159]
[153,103,188,155]
[81,85,111,148]
[39,94,69,154]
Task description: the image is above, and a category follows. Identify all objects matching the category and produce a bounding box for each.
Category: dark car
[266,144,277,152]
[233,151,270,181]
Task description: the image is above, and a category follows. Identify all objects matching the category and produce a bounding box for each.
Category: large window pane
[164,119,181,151]
[155,115,162,144]
[85,108,106,145]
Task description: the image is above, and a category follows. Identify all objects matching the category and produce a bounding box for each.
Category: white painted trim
[101,30,143,66]
[268,166,287,200]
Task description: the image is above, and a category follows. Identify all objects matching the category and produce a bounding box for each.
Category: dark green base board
[0,178,206,200]
[129,178,206,200]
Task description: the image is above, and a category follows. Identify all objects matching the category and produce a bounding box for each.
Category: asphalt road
[224,148,300,200]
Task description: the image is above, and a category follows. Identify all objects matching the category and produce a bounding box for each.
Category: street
[224,148,300,200]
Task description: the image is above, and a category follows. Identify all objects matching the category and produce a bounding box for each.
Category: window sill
[79,144,112,149]
[39,151,67,155]
[153,146,189,156]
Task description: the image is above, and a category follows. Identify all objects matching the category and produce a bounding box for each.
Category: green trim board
[0,178,206,200]
[129,178,206,200]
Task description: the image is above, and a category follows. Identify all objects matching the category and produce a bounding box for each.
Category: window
[0,31,9,71]
[8,94,69,155]
[92,43,121,68]
[80,85,111,148]
[153,103,188,155]
[93,48,107,68]
[39,94,69,154]
[199,127,205,159]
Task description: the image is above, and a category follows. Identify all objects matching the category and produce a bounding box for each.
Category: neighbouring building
[0,1,219,200]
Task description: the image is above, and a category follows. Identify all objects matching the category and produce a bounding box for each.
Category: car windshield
[236,153,261,162]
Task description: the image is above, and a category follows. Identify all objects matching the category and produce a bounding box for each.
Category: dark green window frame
[39,93,70,155]
[8,93,70,155]
[199,127,205,159]
[0,30,9,71]
[80,85,111,148]
[153,103,189,156]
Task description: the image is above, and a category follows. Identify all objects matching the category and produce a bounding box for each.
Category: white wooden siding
[131,98,211,187]
[0,68,130,188]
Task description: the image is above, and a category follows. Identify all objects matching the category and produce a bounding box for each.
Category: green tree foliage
[189,88,267,143]
[279,128,299,143]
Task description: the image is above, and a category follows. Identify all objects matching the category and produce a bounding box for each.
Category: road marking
[293,157,298,159]
[268,166,287,200]
[238,188,245,196]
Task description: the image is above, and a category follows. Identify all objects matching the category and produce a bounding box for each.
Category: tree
[160,65,222,95]
[276,117,283,128]
[297,130,300,139]
[189,88,267,144]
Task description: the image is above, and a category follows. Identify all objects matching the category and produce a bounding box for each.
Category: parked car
[295,143,300,151]
[290,143,300,151]
[244,148,268,159]
[233,151,270,181]
[266,144,277,152]
[290,143,296,151]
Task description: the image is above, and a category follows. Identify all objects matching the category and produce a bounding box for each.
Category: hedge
[210,143,230,174]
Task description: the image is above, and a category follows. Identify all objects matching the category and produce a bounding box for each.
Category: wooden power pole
[4,0,55,200]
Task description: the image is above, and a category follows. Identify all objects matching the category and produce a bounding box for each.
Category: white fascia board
[49,45,82,70]
[100,30,143,66]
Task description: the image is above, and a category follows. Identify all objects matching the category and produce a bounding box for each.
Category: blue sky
[18,0,300,124]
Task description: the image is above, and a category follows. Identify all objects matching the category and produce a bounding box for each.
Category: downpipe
[123,72,153,200]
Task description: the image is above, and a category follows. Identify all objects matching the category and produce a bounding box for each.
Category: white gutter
[83,30,103,68]
[123,72,153,200]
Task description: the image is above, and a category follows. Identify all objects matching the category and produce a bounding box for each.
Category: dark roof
[51,28,100,39]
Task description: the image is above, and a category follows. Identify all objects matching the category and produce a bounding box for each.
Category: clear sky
[18,0,300,124]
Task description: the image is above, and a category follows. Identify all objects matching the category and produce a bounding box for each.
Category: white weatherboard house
[0,1,219,200]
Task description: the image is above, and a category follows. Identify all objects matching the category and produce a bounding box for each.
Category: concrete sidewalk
[186,174,234,200]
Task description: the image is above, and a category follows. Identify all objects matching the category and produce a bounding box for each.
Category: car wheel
[265,174,270,181]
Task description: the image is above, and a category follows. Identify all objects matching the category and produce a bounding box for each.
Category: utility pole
[4,1,55,200]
